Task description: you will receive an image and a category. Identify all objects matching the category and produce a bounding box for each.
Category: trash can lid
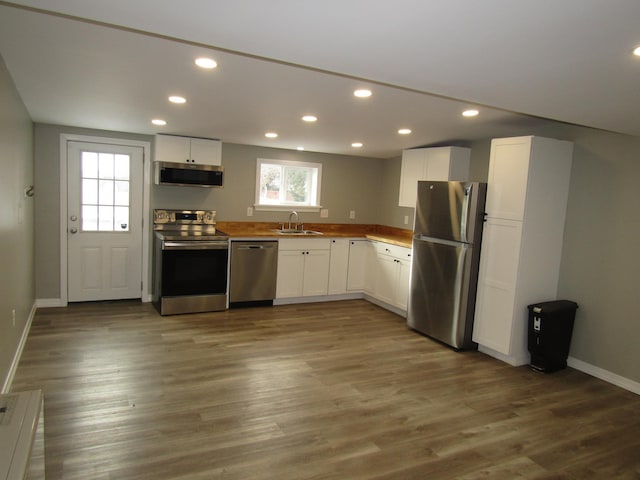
[527,300,578,314]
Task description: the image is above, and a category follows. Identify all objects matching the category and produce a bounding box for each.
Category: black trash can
[527,300,578,372]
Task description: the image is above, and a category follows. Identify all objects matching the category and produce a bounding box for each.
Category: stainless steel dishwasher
[229,241,278,306]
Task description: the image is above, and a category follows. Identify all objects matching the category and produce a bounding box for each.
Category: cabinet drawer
[279,238,330,251]
[373,242,411,259]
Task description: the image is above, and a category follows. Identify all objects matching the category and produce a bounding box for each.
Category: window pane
[82,178,98,205]
[260,164,282,204]
[82,205,98,231]
[114,181,129,206]
[82,152,98,178]
[256,159,321,208]
[114,154,130,180]
[114,206,129,231]
[98,153,114,179]
[99,179,114,205]
[284,166,310,204]
[98,206,114,231]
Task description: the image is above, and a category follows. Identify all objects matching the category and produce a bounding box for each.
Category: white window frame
[254,158,323,212]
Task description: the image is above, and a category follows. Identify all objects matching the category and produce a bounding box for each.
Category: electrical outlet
[404,215,409,225]
[320,209,329,218]
[12,309,16,327]
[246,206,254,217]
[349,210,356,219]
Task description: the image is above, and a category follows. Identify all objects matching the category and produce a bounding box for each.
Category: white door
[67,141,144,302]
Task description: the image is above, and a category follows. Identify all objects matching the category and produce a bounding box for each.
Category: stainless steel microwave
[155,161,224,187]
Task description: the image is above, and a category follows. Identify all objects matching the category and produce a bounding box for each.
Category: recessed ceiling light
[633,45,640,57]
[302,115,318,122]
[297,146,305,151]
[151,119,167,126]
[195,57,217,69]
[354,89,372,98]
[462,109,479,117]
[265,132,278,138]
[168,96,186,104]
[351,142,363,148]
[398,128,412,135]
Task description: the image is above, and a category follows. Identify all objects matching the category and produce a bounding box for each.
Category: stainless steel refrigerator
[407,181,487,349]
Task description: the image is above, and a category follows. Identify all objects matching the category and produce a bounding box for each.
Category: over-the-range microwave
[155,161,224,187]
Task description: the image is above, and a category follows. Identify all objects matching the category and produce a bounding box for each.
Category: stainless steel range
[153,209,229,315]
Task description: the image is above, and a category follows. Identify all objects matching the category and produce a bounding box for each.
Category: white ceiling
[1,1,639,158]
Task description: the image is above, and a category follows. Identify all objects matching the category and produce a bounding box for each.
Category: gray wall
[0,55,34,391]
[33,124,151,300]
[153,142,384,225]
[34,131,384,300]
[376,129,640,384]
[24,108,640,388]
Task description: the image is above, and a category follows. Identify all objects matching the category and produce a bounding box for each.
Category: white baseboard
[477,344,530,367]
[274,292,363,306]
[568,356,640,396]
[2,302,37,394]
[35,298,66,308]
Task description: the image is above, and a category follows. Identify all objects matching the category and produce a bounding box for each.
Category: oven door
[156,240,229,315]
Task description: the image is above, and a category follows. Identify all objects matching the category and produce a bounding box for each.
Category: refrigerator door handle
[460,184,472,243]
[414,235,470,248]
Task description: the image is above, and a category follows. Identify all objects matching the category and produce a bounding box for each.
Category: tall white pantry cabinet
[472,136,574,366]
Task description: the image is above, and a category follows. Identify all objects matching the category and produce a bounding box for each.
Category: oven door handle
[162,241,229,250]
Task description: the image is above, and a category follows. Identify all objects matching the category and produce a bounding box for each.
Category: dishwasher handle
[235,243,277,250]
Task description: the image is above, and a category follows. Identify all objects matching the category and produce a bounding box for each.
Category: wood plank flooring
[11,300,640,479]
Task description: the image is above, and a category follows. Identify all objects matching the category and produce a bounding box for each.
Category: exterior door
[67,141,143,301]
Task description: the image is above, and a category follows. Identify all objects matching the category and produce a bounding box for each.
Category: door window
[80,151,131,231]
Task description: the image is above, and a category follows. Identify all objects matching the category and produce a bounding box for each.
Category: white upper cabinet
[485,137,531,221]
[398,146,471,207]
[154,134,222,165]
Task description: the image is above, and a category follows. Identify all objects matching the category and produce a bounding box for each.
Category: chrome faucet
[288,211,299,230]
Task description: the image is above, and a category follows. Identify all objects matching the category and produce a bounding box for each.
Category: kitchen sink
[271,229,323,235]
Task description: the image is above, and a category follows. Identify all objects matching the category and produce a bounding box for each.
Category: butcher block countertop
[217,222,413,248]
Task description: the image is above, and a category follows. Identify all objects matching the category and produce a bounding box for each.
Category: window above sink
[255,158,322,212]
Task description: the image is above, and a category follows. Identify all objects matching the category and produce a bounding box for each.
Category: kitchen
[2,1,640,477]
[3,0,640,394]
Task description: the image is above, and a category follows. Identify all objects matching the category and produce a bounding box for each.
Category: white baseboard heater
[0,390,44,480]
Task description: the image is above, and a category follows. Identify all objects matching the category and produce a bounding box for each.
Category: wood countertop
[216,222,413,248]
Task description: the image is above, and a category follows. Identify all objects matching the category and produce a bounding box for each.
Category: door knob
[70,215,78,221]
[70,227,78,234]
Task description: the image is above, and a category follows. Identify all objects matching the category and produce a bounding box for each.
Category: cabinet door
[302,250,330,297]
[472,218,523,354]
[398,149,426,207]
[328,239,349,295]
[347,240,370,291]
[395,253,412,311]
[486,137,531,221]
[190,138,222,165]
[155,135,190,163]
[425,147,451,181]
[276,250,305,298]
[373,252,397,305]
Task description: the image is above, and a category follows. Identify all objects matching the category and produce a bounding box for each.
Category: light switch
[246,206,253,217]
[320,209,329,218]
[349,210,356,219]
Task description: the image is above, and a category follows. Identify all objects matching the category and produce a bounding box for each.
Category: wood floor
[12,300,640,479]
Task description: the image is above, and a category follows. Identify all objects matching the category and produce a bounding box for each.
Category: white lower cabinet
[276,239,330,298]
[346,239,373,293]
[328,239,349,295]
[371,242,412,311]
[276,237,412,314]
